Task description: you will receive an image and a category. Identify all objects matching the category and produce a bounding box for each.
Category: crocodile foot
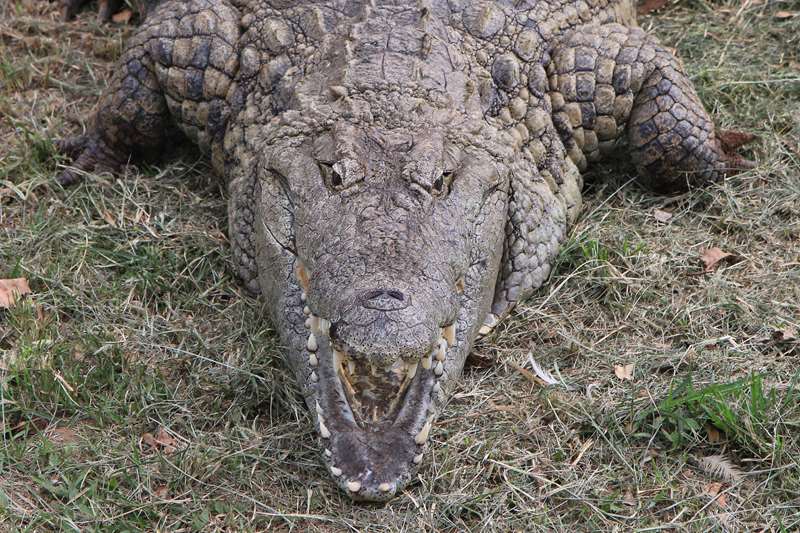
[55,134,124,186]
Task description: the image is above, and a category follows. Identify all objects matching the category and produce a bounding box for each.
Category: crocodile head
[252,105,511,499]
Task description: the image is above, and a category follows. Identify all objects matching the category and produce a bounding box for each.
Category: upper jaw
[300,305,456,501]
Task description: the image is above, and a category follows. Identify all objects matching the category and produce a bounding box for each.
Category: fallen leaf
[774,11,796,19]
[141,427,178,455]
[623,490,637,507]
[153,484,169,499]
[771,326,797,342]
[704,481,722,498]
[102,210,117,227]
[48,426,79,446]
[528,353,559,386]
[653,208,673,223]
[111,8,133,24]
[700,247,733,272]
[718,129,757,152]
[614,363,635,381]
[706,424,722,444]
[637,0,668,15]
[0,278,31,308]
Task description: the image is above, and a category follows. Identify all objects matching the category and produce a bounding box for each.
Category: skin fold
[55,0,750,501]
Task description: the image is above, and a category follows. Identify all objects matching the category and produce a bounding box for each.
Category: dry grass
[1,0,799,530]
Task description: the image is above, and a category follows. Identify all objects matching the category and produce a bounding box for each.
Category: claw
[54,134,124,186]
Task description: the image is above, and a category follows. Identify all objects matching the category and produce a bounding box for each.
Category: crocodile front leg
[56,0,241,184]
[549,23,753,193]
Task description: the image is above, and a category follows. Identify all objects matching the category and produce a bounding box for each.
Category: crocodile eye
[432,171,453,197]
[319,162,344,190]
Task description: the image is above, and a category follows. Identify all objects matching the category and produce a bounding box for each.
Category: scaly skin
[55,0,751,501]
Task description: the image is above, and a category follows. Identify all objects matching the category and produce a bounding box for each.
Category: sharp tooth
[300,291,307,302]
[406,360,418,379]
[347,360,355,375]
[434,361,444,376]
[414,420,432,445]
[330,466,342,476]
[334,349,345,369]
[303,306,311,316]
[443,324,456,346]
[378,483,391,493]
[478,324,492,336]
[413,453,424,464]
[347,480,361,492]
[455,276,465,293]
[317,318,331,334]
[309,353,318,367]
[421,350,433,369]
[307,333,318,352]
[435,339,447,361]
[315,401,323,415]
[318,417,331,438]
[485,313,498,328]
[324,448,332,457]
[433,382,442,394]
[310,371,318,382]
[304,317,312,328]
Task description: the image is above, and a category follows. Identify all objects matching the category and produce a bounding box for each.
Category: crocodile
[56,0,751,501]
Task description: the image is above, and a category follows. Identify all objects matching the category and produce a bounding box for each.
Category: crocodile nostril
[359,289,409,310]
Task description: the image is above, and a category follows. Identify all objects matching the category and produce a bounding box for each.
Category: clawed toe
[54,134,123,186]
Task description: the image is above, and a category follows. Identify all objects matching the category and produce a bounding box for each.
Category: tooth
[300,291,307,302]
[413,453,424,464]
[307,333,318,352]
[317,318,330,334]
[378,483,391,493]
[315,401,323,415]
[334,349,345,370]
[406,360,418,379]
[303,306,311,316]
[434,361,444,376]
[310,371,318,382]
[318,417,331,438]
[347,360,355,375]
[309,353,318,367]
[478,324,492,336]
[330,466,342,476]
[324,448,332,457]
[433,382,442,394]
[415,420,432,445]
[347,480,361,492]
[484,313,498,328]
[435,339,447,361]
[421,350,433,370]
[443,324,456,346]
[304,317,312,328]
[455,276,465,293]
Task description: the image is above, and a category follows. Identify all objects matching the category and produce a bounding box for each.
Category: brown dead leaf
[706,424,722,444]
[774,11,797,19]
[141,427,178,455]
[700,247,733,272]
[637,0,668,15]
[153,484,169,499]
[653,208,673,223]
[772,326,797,342]
[48,426,79,446]
[704,482,728,507]
[614,363,635,381]
[111,8,134,24]
[102,210,117,227]
[0,278,31,308]
[623,490,637,507]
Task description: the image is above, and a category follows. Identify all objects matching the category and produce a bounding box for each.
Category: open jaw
[301,309,455,501]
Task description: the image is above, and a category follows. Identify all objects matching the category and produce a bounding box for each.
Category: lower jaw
[299,313,453,500]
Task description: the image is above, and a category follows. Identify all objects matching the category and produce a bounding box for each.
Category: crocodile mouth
[301,310,453,501]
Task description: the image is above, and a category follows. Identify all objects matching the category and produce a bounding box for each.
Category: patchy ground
[1,0,799,530]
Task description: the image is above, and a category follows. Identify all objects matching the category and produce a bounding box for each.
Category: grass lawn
[1,0,799,530]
